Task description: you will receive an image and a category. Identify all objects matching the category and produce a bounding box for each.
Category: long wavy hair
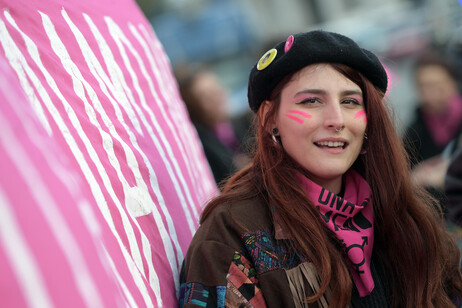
[201,64,462,307]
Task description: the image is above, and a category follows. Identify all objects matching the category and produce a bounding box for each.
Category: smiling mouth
[314,141,347,149]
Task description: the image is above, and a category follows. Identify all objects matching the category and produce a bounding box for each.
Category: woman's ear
[259,100,275,131]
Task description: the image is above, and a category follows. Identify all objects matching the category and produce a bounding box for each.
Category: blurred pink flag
[0,0,217,306]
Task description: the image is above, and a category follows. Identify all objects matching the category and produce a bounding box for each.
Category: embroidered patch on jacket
[232,252,259,282]
[180,282,226,307]
[242,230,301,274]
[227,255,267,307]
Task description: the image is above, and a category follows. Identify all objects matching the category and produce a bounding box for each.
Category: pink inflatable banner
[0,0,217,307]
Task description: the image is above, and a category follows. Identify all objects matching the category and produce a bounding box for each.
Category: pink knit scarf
[297,170,374,297]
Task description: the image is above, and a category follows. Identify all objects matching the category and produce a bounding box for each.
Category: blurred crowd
[141,0,462,248]
[403,47,462,250]
[174,64,254,184]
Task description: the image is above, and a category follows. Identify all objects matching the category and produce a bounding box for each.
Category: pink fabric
[0,0,217,307]
[213,121,240,151]
[422,95,462,146]
[296,170,375,297]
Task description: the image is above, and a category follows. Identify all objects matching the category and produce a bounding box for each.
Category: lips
[314,140,347,149]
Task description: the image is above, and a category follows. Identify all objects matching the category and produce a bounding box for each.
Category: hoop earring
[272,135,278,143]
[272,127,279,143]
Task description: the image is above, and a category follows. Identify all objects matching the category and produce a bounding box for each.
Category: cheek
[278,115,312,143]
[354,110,367,124]
[348,111,367,141]
[284,110,312,124]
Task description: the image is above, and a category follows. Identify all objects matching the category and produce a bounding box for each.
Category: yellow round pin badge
[257,48,277,71]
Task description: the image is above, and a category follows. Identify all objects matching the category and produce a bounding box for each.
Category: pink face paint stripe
[285,114,304,124]
[355,110,367,123]
[287,110,312,118]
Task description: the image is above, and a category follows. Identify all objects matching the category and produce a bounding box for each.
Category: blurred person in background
[445,144,462,255]
[446,118,462,224]
[404,50,462,205]
[175,65,253,184]
[180,31,462,308]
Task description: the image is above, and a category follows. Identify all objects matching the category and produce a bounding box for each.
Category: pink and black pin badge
[284,35,294,53]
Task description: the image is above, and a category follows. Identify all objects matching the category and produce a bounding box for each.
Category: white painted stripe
[0,75,105,308]
[0,189,55,308]
[0,11,52,134]
[0,59,130,307]
[139,22,216,204]
[129,23,204,216]
[139,25,217,204]
[0,15,107,307]
[84,13,187,290]
[1,12,154,308]
[1,45,133,308]
[105,17,199,231]
[60,10,178,295]
[109,18,202,225]
[42,11,163,306]
[40,10,146,275]
[102,246,137,308]
[79,201,135,308]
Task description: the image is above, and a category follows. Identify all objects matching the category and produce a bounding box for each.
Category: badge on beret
[284,35,294,53]
[257,48,277,71]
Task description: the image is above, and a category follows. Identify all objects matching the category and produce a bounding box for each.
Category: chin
[312,167,349,178]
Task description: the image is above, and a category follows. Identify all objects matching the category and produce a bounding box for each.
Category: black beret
[247,30,388,112]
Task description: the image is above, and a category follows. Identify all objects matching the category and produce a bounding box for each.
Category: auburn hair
[201,64,462,307]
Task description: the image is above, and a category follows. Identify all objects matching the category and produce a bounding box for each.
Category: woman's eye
[342,99,361,105]
[297,98,319,105]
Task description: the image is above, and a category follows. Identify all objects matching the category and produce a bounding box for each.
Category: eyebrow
[294,89,363,96]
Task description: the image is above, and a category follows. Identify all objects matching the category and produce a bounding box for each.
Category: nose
[323,103,345,131]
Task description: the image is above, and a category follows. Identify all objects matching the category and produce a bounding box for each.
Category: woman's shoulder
[191,195,273,247]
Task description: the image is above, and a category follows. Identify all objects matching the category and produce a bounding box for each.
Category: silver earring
[272,127,279,143]
[272,135,278,143]
[364,133,368,140]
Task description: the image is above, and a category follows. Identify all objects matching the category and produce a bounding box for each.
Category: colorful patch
[181,282,208,307]
[241,230,301,275]
[180,282,225,307]
[216,286,226,308]
[257,49,277,71]
[227,261,267,307]
[232,252,258,282]
[225,279,253,307]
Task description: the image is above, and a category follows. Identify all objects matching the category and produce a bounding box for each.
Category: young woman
[180,30,462,308]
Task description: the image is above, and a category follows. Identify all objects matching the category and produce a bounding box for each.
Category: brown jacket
[180,196,391,307]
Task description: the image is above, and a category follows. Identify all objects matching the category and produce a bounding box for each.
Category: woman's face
[416,64,458,114]
[274,64,367,193]
[190,71,229,125]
